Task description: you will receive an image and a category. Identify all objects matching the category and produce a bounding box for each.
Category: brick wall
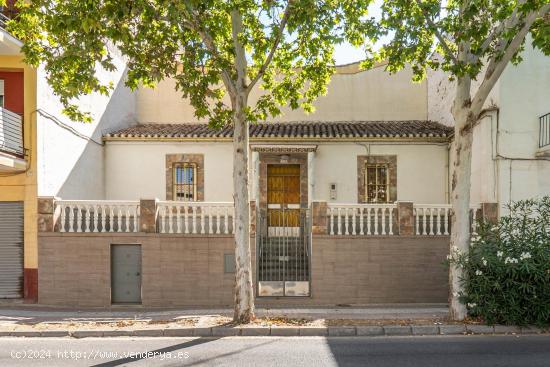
[38,233,448,307]
[309,236,448,304]
[38,233,237,307]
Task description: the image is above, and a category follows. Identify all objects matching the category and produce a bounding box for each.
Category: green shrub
[448,197,550,326]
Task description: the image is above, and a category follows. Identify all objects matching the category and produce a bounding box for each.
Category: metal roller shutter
[0,201,24,298]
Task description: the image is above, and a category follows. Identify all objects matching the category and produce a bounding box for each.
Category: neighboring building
[0,10,547,306]
[0,11,134,302]
[428,42,550,210]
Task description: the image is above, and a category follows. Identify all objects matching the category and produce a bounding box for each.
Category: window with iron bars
[365,163,390,203]
[173,163,197,201]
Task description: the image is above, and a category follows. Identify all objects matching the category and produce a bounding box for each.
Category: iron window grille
[365,163,390,203]
[173,163,197,201]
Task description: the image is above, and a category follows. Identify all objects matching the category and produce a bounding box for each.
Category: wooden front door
[267,164,300,229]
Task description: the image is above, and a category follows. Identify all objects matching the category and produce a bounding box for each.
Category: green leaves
[448,197,550,326]
[10,0,377,125]
[372,0,550,81]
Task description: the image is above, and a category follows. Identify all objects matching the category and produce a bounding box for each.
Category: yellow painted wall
[0,55,37,269]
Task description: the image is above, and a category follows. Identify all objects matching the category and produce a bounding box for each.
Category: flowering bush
[448,197,550,326]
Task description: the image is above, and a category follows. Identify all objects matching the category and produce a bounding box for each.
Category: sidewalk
[0,304,546,338]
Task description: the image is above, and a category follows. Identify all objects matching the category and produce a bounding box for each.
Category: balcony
[0,106,25,172]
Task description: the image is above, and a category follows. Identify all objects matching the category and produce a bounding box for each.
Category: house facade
[0,10,548,306]
[36,64,484,307]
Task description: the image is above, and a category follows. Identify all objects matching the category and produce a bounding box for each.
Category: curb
[1,325,547,338]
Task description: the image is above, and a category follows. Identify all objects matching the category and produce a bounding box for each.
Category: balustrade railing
[413,204,480,236]
[51,199,486,237]
[56,200,140,233]
[327,203,396,235]
[157,201,234,234]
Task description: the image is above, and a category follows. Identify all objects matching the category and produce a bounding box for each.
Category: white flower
[497,251,504,258]
[467,303,477,308]
[519,252,532,260]
[475,270,483,276]
[504,257,518,264]
[482,257,487,266]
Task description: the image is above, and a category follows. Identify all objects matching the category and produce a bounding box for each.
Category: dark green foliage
[448,197,550,326]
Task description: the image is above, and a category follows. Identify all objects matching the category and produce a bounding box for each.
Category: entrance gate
[256,164,311,297]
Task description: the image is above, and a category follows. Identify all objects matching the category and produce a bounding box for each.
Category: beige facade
[137,63,428,124]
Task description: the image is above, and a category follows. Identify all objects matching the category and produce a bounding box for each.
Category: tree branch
[470,4,550,116]
[178,3,237,96]
[246,1,293,93]
[478,0,527,55]
[415,0,459,64]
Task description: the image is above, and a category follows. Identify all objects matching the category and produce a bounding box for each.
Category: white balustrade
[327,204,396,236]
[157,201,234,234]
[56,200,140,233]
[413,204,480,236]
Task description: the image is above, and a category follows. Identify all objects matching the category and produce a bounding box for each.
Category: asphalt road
[1,335,549,367]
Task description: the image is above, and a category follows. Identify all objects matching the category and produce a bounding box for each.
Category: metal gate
[0,202,24,298]
[256,207,311,297]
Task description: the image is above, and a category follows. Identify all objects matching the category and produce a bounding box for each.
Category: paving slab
[299,327,328,336]
[101,330,132,337]
[439,324,466,335]
[494,325,521,334]
[328,327,356,337]
[71,330,105,338]
[270,327,299,336]
[12,331,42,337]
[356,326,384,336]
[411,325,439,335]
[132,329,165,337]
[212,327,241,337]
[240,327,271,336]
[193,327,213,337]
[40,330,70,337]
[384,325,411,336]
[521,326,545,334]
[467,325,494,334]
[162,327,194,336]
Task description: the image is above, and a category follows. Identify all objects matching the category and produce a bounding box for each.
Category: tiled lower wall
[38,234,448,307]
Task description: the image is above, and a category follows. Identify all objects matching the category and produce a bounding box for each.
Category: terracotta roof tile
[105,121,452,140]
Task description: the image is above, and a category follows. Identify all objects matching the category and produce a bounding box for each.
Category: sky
[333,0,384,66]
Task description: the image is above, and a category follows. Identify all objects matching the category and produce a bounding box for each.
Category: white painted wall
[495,43,550,207]
[37,46,136,199]
[137,63,428,124]
[105,142,234,201]
[105,141,448,204]
[313,143,448,204]
[436,43,550,210]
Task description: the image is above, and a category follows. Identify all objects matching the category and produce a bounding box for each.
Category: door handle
[136,272,141,276]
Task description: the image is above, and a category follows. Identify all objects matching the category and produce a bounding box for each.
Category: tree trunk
[232,102,255,323]
[231,9,255,324]
[449,76,474,320]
